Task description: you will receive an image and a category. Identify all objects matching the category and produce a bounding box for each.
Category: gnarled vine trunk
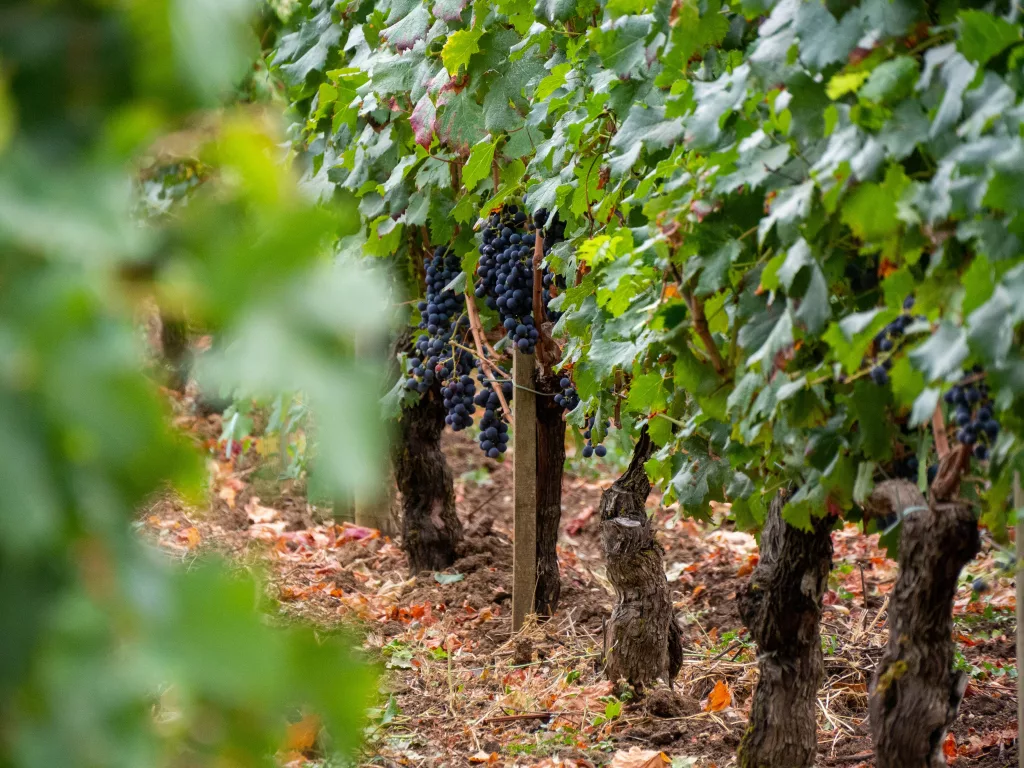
[534,371,565,616]
[866,451,979,768]
[160,313,190,392]
[601,428,682,688]
[737,491,834,768]
[391,331,461,572]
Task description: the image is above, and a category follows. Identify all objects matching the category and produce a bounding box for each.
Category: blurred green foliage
[0,1,385,765]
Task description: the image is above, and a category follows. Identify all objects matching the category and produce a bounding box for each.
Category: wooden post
[354,482,396,535]
[1014,471,1023,768]
[511,348,537,632]
[333,495,355,524]
[353,331,397,535]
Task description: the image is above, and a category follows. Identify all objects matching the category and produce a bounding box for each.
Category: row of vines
[263,0,1024,765]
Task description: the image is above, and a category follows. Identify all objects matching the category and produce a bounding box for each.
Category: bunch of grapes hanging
[866,296,924,385]
[945,367,999,460]
[535,208,567,324]
[473,378,514,458]
[475,206,541,353]
[405,246,478,431]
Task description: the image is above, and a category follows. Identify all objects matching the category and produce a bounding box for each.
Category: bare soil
[144,401,1020,768]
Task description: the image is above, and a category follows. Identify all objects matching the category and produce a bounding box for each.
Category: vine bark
[160,312,190,392]
[737,490,834,768]
[534,371,565,616]
[601,428,682,688]
[391,331,462,572]
[866,446,979,768]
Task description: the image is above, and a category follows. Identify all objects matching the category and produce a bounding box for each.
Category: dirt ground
[144,398,1020,768]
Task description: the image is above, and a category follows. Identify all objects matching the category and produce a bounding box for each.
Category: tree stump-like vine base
[600,429,682,689]
[865,478,979,768]
[738,491,834,768]
[392,344,461,573]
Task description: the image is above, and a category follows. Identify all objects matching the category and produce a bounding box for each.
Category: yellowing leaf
[462,137,498,191]
[441,27,483,75]
[825,70,870,100]
[704,679,732,711]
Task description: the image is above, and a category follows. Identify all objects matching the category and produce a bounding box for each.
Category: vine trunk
[392,331,462,572]
[160,312,190,393]
[737,490,833,768]
[865,464,979,768]
[534,371,565,616]
[600,428,682,688]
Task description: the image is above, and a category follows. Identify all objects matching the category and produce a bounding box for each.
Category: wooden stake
[354,478,396,535]
[353,331,396,535]
[512,348,537,632]
[1014,470,1023,768]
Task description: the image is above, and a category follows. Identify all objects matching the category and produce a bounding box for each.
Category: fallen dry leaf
[609,747,669,768]
[245,498,280,523]
[285,714,320,752]
[736,554,759,577]
[566,505,596,535]
[704,679,732,712]
[179,526,201,550]
[943,731,957,762]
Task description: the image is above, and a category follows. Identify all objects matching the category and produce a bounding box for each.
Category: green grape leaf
[908,322,969,381]
[534,0,576,23]
[958,10,1021,65]
[433,0,469,21]
[909,387,939,428]
[626,371,668,414]
[382,3,429,50]
[462,137,498,191]
[611,105,686,153]
[859,57,919,105]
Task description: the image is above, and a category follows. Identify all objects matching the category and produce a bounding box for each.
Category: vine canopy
[272,0,1024,533]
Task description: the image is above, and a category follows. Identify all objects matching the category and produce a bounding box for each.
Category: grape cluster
[535,208,567,323]
[473,378,514,458]
[442,373,477,431]
[869,296,920,386]
[405,246,477,430]
[554,376,580,412]
[581,416,608,459]
[475,207,541,354]
[944,368,999,460]
[894,454,919,481]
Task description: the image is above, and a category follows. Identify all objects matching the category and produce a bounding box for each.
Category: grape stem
[683,289,726,375]
[449,340,510,381]
[464,287,513,421]
[931,404,950,460]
